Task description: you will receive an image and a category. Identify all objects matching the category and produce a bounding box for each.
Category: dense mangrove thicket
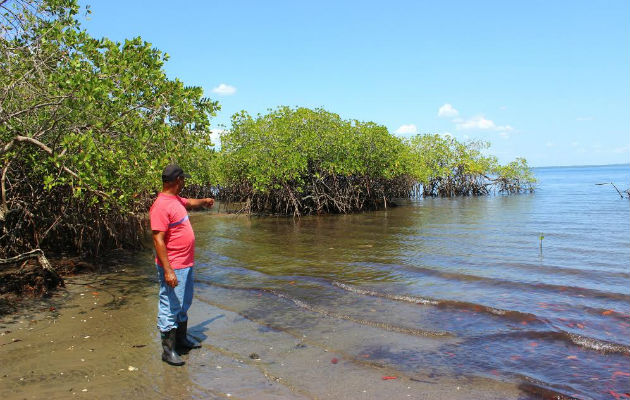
[213,107,535,216]
[214,107,415,215]
[1,0,217,278]
[1,0,535,292]
[406,134,536,197]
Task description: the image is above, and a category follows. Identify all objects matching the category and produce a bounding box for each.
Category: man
[149,164,214,366]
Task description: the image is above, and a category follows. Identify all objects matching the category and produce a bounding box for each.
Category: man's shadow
[187,314,225,345]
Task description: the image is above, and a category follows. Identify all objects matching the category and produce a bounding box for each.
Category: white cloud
[438,104,459,118]
[211,83,237,96]
[456,115,513,131]
[456,116,495,130]
[395,124,418,135]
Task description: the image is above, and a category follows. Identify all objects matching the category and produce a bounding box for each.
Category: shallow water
[0,265,525,399]
[191,164,629,399]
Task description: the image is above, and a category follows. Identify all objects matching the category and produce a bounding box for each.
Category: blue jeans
[156,265,194,332]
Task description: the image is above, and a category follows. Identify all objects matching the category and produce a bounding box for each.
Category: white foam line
[333,281,438,305]
[568,333,630,355]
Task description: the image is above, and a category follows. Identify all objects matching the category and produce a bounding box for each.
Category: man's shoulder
[150,195,188,215]
[150,195,172,215]
[150,195,164,209]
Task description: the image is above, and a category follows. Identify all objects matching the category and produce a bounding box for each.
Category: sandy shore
[0,261,533,399]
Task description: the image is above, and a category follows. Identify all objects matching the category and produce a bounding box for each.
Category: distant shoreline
[533,162,630,169]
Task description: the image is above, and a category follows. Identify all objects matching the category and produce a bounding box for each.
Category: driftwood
[0,248,59,277]
[596,182,628,199]
[0,247,66,301]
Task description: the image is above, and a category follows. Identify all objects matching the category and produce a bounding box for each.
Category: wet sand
[0,259,533,399]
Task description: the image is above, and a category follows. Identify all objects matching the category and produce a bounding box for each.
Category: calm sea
[192,164,630,399]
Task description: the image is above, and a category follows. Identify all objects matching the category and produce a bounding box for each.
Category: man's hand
[153,230,177,287]
[203,198,214,208]
[163,267,178,288]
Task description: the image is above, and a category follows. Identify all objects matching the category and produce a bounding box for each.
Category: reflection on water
[191,164,630,399]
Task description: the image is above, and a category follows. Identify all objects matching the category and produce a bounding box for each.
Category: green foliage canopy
[217,107,409,192]
[405,133,535,196]
[215,107,413,215]
[1,0,218,256]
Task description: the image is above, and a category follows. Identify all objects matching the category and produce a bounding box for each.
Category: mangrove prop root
[218,173,414,217]
[217,167,532,216]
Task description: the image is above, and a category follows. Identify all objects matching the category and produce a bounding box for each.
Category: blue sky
[78,1,629,167]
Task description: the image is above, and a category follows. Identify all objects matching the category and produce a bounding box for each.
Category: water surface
[192,164,630,399]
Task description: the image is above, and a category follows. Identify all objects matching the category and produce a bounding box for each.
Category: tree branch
[0,159,11,221]
[4,135,109,198]
[0,99,67,124]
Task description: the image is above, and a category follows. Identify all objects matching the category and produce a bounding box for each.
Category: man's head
[162,164,190,194]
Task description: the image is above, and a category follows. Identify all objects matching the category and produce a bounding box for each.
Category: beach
[1,261,529,400]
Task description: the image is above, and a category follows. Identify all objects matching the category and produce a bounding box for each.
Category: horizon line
[533,162,630,169]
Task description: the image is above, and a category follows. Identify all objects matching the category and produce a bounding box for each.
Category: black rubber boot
[176,320,201,351]
[161,329,185,366]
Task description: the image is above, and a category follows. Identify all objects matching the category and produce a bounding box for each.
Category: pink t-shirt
[149,193,195,269]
